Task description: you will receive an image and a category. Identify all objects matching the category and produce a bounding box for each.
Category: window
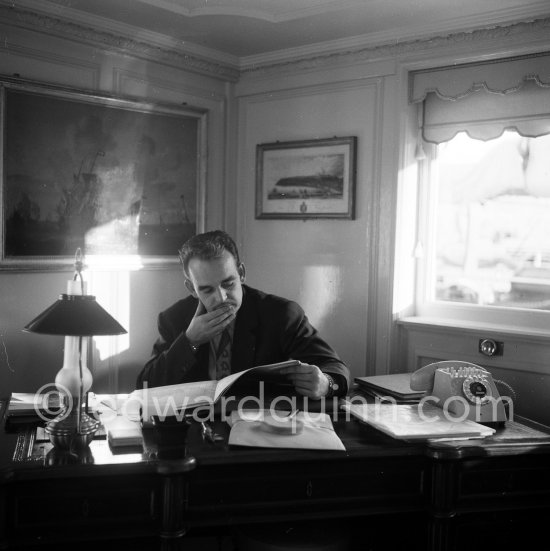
[406,53,550,329]
[427,130,550,311]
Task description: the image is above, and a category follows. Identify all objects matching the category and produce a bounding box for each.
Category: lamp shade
[23,294,127,336]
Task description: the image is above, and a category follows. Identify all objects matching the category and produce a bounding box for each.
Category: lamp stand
[45,402,99,450]
[46,334,99,450]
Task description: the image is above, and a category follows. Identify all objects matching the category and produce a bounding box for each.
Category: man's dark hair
[179,230,241,277]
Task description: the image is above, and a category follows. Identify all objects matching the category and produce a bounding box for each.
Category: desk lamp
[24,250,127,450]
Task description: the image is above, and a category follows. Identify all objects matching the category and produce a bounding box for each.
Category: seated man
[137,230,349,399]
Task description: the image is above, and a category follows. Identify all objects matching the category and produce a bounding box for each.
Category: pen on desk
[287,409,299,420]
[99,400,117,412]
[201,421,224,443]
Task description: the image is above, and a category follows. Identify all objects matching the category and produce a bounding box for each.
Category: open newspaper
[124,359,299,421]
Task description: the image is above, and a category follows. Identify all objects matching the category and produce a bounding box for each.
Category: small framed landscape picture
[255,136,357,219]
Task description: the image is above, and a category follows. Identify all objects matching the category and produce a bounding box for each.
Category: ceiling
[9,0,550,64]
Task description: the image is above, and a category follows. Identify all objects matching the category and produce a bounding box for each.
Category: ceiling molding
[240,5,550,70]
[8,0,240,68]
[241,17,550,76]
[134,0,366,23]
[135,0,280,21]
[0,4,240,82]
[1,3,548,83]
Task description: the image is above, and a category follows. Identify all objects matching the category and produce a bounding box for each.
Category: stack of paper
[8,392,62,414]
[5,393,63,427]
[341,401,495,441]
[354,374,426,403]
[104,415,143,448]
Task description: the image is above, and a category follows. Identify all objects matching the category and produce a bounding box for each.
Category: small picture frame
[255,136,357,219]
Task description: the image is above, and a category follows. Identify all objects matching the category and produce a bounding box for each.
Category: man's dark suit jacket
[137,285,350,396]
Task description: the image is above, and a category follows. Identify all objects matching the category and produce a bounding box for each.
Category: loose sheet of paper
[228,409,346,451]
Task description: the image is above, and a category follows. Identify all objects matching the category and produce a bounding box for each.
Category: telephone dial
[410,360,515,424]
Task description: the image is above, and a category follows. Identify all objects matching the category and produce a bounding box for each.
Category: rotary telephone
[410,361,515,424]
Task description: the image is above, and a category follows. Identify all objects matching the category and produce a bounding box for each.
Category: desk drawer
[187,457,426,521]
[8,475,158,542]
[456,456,550,511]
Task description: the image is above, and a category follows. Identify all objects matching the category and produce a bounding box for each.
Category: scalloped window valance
[410,52,550,143]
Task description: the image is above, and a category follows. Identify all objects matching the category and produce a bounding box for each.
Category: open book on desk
[124,359,299,421]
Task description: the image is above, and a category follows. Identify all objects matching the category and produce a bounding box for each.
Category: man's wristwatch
[325,373,335,398]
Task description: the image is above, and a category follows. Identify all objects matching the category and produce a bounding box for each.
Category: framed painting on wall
[255,136,357,219]
[0,78,206,270]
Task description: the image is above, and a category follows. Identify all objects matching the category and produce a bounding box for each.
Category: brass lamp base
[45,407,100,450]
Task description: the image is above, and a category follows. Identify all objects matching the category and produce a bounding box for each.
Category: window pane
[434,131,550,310]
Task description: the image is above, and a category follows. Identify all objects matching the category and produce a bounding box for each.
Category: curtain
[410,52,550,143]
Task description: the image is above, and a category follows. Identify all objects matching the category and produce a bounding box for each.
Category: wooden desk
[2,399,550,551]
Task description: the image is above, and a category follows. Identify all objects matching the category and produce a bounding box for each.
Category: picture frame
[255,136,357,219]
[0,78,206,270]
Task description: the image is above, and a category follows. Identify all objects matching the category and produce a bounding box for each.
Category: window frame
[413,128,550,334]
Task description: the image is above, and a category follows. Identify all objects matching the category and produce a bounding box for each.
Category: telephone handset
[410,360,513,424]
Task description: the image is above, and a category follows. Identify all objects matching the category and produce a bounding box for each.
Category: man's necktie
[215,328,232,379]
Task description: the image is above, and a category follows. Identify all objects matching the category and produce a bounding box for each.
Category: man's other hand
[185,301,235,346]
[280,362,330,399]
